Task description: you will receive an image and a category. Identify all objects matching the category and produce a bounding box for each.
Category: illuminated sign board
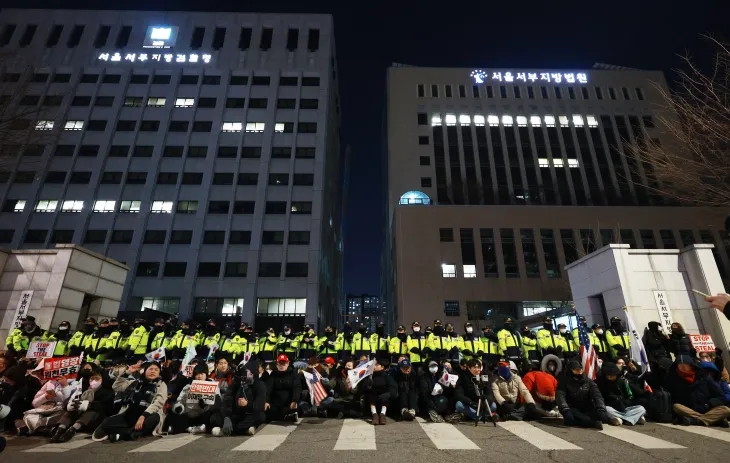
[470,69,588,84]
[97,52,212,64]
[143,26,179,49]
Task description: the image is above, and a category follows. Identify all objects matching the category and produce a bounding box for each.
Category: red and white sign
[26,341,57,359]
[187,380,219,405]
[689,334,716,353]
[40,355,82,380]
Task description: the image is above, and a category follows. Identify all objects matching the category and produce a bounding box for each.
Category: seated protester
[643,322,670,362]
[645,356,673,392]
[166,364,220,434]
[299,356,336,418]
[265,354,302,422]
[0,363,36,434]
[596,362,647,426]
[556,360,616,429]
[419,360,453,422]
[23,374,79,435]
[699,350,730,384]
[665,354,730,427]
[0,356,11,378]
[50,366,114,443]
[701,361,730,406]
[163,360,189,403]
[363,357,397,425]
[210,357,235,396]
[393,358,417,421]
[522,365,560,416]
[453,358,495,423]
[92,361,167,442]
[492,361,552,421]
[214,362,267,436]
[669,323,696,358]
[330,360,363,418]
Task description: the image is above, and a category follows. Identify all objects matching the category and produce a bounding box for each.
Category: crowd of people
[0,312,729,451]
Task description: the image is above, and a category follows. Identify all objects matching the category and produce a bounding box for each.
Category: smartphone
[692,289,711,298]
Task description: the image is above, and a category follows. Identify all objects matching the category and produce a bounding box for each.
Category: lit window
[141,297,180,314]
[93,200,116,212]
[13,200,26,212]
[35,120,54,131]
[568,159,580,168]
[147,97,166,107]
[124,97,144,107]
[530,115,541,126]
[151,201,173,213]
[558,115,569,126]
[175,98,194,108]
[61,200,83,212]
[544,115,555,127]
[516,116,527,127]
[538,158,550,168]
[488,115,499,126]
[274,123,285,132]
[35,200,58,212]
[399,190,431,205]
[64,120,84,131]
[464,264,477,278]
[221,122,242,132]
[572,115,584,127]
[256,297,306,315]
[441,263,456,278]
[474,115,485,126]
[431,114,442,126]
[119,200,140,213]
[502,115,513,126]
[587,115,598,127]
[459,114,471,125]
[553,158,564,168]
[245,122,265,132]
[445,114,456,126]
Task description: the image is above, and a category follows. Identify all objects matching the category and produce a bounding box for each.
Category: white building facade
[0,9,343,331]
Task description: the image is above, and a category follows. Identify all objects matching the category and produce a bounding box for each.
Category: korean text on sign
[689,334,716,352]
[187,380,219,405]
[43,355,82,380]
[652,291,675,334]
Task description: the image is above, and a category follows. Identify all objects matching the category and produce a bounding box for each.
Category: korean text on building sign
[652,291,675,334]
[43,355,82,380]
[98,52,212,64]
[689,334,716,353]
[187,380,219,405]
[12,290,33,328]
[470,69,588,84]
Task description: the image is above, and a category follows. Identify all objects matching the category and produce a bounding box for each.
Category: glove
[709,398,724,408]
[172,403,185,415]
[500,403,515,415]
[562,409,574,424]
[410,347,421,355]
[77,400,89,412]
[222,417,233,436]
[462,349,473,356]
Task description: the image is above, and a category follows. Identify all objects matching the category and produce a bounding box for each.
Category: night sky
[6,0,730,296]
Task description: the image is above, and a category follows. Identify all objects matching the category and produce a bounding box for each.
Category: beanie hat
[601,362,621,376]
[676,354,695,366]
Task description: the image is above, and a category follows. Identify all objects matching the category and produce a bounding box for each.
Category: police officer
[557,324,576,357]
[350,324,371,359]
[389,325,410,363]
[427,320,451,361]
[68,318,94,356]
[4,318,25,354]
[480,326,501,370]
[220,322,244,361]
[571,316,588,349]
[127,318,150,361]
[335,323,354,363]
[258,327,279,363]
[605,316,631,360]
[14,316,49,357]
[370,322,389,355]
[445,323,461,362]
[103,318,123,364]
[589,324,610,361]
[406,322,428,369]
[148,318,167,352]
[319,326,338,357]
[169,319,197,360]
[83,318,108,362]
[199,319,222,358]
[497,317,523,363]
[537,317,563,357]
[51,321,72,357]
[278,325,298,363]
[459,323,482,361]
[520,326,539,366]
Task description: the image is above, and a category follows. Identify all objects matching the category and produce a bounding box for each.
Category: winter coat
[669,330,696,358]
[264,366,302,407]
[221,375,267,418]
[454,372,492,407]
[364,370,397,402]
[492,373,534,405]
[556,376,606,413]
[521,371,557,402]
[643,323,670,360]
[103,375,167,436]
[31,379,78,409]
[331,369,360,403]
[699,361,730,406]
[418,373,454,410]
[393,369,418,397]
[596,372,638,412]
[68,383,114,416]
[173,383,221,418]
[664,360,725,413]
[210,368,234,396]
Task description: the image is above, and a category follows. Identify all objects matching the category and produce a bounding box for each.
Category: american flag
[308,368,328,406]
[577,315,597,379]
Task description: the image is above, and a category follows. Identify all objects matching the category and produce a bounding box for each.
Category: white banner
[187,380,219,405]
[11,290,33,328]
[181,343,197,377]
[26,341,57,359]
[652,291,674,334]
[624,307,651,373]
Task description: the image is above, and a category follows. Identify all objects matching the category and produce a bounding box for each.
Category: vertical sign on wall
[653,291,674,334]
[12,290,34,328]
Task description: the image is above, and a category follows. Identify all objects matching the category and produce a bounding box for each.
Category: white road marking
[600,426,685,449]
[658,423,730,443]
[232,420,300,451]
[498,421,582,450]
[129,434,201,452]
[416,417,479,450]
[334,418,377,450]
[24,437,94,453]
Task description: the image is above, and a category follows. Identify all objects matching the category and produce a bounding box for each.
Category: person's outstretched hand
[705,294,730,312]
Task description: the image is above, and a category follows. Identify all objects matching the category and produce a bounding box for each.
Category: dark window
[132,145,153,157]
[31,73,48,83]
[636,88,645,100]
[115,26,131,48]
[444,301,460,317]
[78,145,99,157]
[87,120,107,131]
[198,97,216,108]
[71,96,91,106]
[20,95,40,105]
[417,84,425,97]
[108,145,129,157]
[580,229,596,254]
[293,173,314,186]
[22,145,44,157]
[554,87,562,99]
[277,98,296,109]
[419,156,430,166]
[93,25,110,47]
[446,85,454,97]
[486,86,494,98]
[0,229,14,243]
[213,173,234,185]
[144,230,166,244]
[272,147,292,158]
[225,262,247,277]
[230,230,251,244]
[300,98,318,109]
[157,172,178,185]
[110,230,133,244]
[439,228,454,242]
[286,28,299,51]
[49,230,73,244]
[262,231,285,245]
[190,27,205,49]
[619,229,638,248]
[182,173,203,185]
[238,27,252,49]
[188,146,207,158]
[168,120,189,132]
[53,73,71,83]
[192,121,212,132]
[116,120,136,131]
[0,24,17,46]
[249,98,267,108]
[130,74,148,84]
[302,77,320,86]
[170,230,192,245]
[202,75,221,85]
[500,86,507,98]
[420,177,432,188]
[265,201,287,214]
[125,172,147,184]
[285,262,308,277]
[80,73,98,83]
[458,85,466,98]
[540,229,561,278]
[568,87,575,99]
[45,171,66,184]
[2,199,25,213]
[521,229,540,278]
[24,229,48,244]
[237,173,258,185]
[163,146,184,157]
[152,75,171,85]
[609,87,617,100]
[203,231,225,244]
[198,262,220,277]
[259,262,281,277]
[431,85,439,97]
[260,28,273,50]
[595,87,603,100]
[581,87,589,99]
[101,172,122,184]
[179,75,199,85]
[84,229,107,244]
[288,231,310,245]
[277,122,294,133]
[501,229,520,277]
[43,95,63,106]
[514,87,521,98]
[212,27,226,49]
[177,201,198,214]
[136,262,159,277]
[19,25,37,47]
[14,171,35,184]
[140,120,160,131]
[622,87,631,100]
[163,262,187,277]
[226,97,246,108]
[291,201,312,214]
[295,147,315,159]
[268,173,288,186]
[217,146,238,158]
[297,122,317,133]
[230,75,248,85]
[280,76,298,86]
[418,136,429,145]
[659,230,677,249]
[417,113,428,125]
[640,229,657,249]
[241,147,261,158]
[307,28,320,51]
[233,201,255,214]
[102,74,121,84]
[208,201,229,214]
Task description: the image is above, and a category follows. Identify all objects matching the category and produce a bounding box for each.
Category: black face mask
[397,332,407,341]
[153,325,164,332]
[83,324,95,334]
[344,325,352,334]
[183,327,194,335]
[433,326,445,336]
[358,328,366,334]
[543,323,553,330]
[568,370,583,382]
[504,324,513,331]
[376,327,384,336]
[207,325,217,334]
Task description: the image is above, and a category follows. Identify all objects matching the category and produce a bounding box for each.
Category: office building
[385,64,727,329]
[0,9,343,331]
[345,293,381,330]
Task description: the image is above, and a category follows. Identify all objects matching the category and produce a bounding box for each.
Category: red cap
[323,356,336,366]
[276,354,289,364]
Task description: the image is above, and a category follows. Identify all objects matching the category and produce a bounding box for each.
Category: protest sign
[347,359,374,389]
[26,341,57,359]
[41,355,82,380]
[689,334,716,352]
[187,380,219,405]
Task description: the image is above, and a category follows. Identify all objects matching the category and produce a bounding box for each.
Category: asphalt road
[2,417,729,463]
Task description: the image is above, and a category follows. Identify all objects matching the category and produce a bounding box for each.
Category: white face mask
[89,379,102,389]
[466,327,473,334]
[429,366,438,374]
[596,329,604,335]
[559,329,566,334]
[413,327,420,333]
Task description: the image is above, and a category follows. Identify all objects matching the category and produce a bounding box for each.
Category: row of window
[420,112,653,129]
[140,297,308,317]
[133,261,308,278]
[3,72,321,87]
[15,95,319,110]
[435,227,728,279]
[31,119,318,134]
[0,23,321,52]
[2,198,312,215]
[418,82,645,102]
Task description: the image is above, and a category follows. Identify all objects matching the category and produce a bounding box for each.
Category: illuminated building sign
[470,69,588,84]
[97,52,212,64]
[143,26,179,48]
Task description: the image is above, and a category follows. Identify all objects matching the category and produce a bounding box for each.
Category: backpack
[647,389,672,423]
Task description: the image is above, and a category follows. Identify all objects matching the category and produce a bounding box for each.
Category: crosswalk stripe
[658,423,730,443]
[129,434,201,452]
[23,437,94,453]
[415,417,479,450]
[600,426,685,449]
[334,418,376,450]
[232,420,300,451]
[498,421,582,450]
